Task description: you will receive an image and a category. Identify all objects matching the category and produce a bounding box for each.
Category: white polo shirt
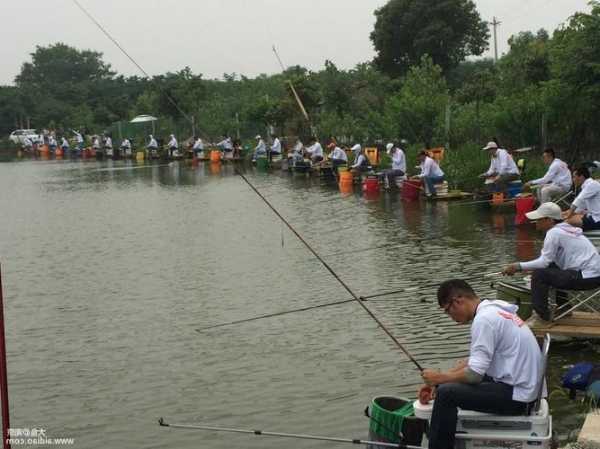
[468,300,543,403]
[390,148,406,172]
[573,178,600,222]
[330,147,347,161]
[418,156,444,178]
[530,158,572,190]
[485,149,520,176]
[520,222,600,278]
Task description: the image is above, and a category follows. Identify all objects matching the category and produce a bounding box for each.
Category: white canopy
[130,115,158,123]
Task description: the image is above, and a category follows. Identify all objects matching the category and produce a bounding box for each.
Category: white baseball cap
[525,202,562,221]
[255,135,261,139]
[482,141,498,150]
[386,143,394,151]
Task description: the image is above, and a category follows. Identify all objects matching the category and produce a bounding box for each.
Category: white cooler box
[414,399,552,449]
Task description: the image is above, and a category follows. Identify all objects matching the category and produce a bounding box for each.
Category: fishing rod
[158,418,419,449]
[360,272,502,301]
[72,0,211,141]
[197,271,504,331]
[234,168,424,372]
[272,45,318,138]
[196,297,356,331]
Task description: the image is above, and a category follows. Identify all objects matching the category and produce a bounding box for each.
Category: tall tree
[371,0,490,77]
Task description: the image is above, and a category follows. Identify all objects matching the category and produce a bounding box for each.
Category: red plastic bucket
[515,196,536,225]
[402,180,421,201]
[362,176,380,195]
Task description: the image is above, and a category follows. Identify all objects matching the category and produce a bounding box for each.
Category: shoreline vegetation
[1,1,599,186]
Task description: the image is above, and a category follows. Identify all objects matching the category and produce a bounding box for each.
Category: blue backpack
[561,363,600,400]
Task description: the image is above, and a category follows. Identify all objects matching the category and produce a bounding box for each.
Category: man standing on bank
[421,279,543,449]
[503,202,600,324]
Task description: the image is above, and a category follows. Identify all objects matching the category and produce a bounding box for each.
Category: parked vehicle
[9,129,42,145]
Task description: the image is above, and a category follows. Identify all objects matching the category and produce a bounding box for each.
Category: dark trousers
[531,266,600,320]
[429,380,528,449]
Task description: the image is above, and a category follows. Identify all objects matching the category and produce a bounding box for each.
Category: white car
[9,129,42,145]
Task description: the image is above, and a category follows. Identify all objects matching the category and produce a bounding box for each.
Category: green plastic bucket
[367,396,427,447]
[256,157,269,171]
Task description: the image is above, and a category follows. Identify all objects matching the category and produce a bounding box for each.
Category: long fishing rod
[197,271,504,331]
[235,168,424,372]
[196,297,356,331]
[72,0,210,141]
[158,418,418,449]
[360,271,502,301]
[272,45,318,137]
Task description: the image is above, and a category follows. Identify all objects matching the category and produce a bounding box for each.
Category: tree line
[1,0,598,162]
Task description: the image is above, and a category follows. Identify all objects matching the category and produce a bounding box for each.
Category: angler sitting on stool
[412,150,444,197]
[328,144,348,172]
[350,146,369,175]
[420,279,544,449]
[503,202,600,325]
[563,165,600,231]
[479,141,520,193]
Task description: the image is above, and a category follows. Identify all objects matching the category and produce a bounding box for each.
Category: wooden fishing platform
[530,311,600,339]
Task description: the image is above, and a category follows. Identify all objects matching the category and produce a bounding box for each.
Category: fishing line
[71,0,208,139]
[234,168,424,372]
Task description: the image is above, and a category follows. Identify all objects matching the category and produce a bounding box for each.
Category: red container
[402,180,421,201]
[515,196,536,225]
[362,176,380,195]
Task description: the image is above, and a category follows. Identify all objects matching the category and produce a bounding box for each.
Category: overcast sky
[0,0,592,85]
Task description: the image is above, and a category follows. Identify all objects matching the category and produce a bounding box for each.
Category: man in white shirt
[104,135,114,158]
[216,136,233,154]
[563,165,600,231]
[350,146,369,173]
[60,137,70,153]
[147,135,158,153]
[328,144,347,171]
[414,150,444,196]
[270,135,282,158]
[503,202,600,323]
[525,148,572,203]
[253,135,267,161]
[480,141,520,191]
[306,137,324,164]
[421,279,543,449]
[167,134,178,157]
[120,138,132,156]
[73,130,84,151]
[192,137,204,157]
[382,142,406,189]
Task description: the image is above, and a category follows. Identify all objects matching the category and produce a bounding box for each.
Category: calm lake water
[0,159,597,448]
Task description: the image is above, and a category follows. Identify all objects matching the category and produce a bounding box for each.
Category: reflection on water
[0,159,593,448]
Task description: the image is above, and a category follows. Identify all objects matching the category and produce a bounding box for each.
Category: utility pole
[491,17,501,63]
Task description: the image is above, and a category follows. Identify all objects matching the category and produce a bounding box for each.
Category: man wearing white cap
[480,141,520,191]
[382,142,406,189]
[524,148,572,203]
[253,135,266,161]
[167,134,178,157]
[503,202,600,324]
